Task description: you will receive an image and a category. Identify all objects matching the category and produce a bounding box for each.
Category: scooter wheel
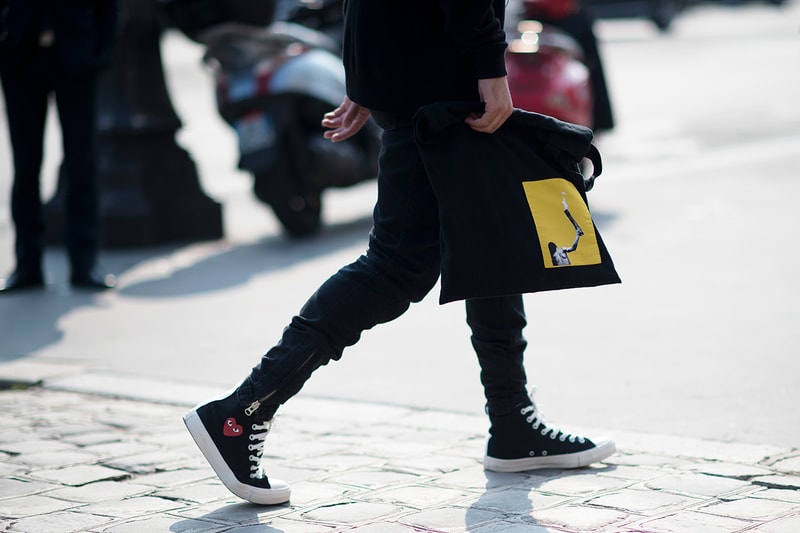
[271,193,322,238]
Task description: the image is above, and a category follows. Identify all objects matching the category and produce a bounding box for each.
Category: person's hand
[322,97,371,142]
[465,76,513,133]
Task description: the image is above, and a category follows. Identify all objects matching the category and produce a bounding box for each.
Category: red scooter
[506,0,615,133]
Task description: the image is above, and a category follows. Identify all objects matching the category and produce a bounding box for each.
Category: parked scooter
[506,0,615,133]
[162,0,380,237]
[506,19,594,127]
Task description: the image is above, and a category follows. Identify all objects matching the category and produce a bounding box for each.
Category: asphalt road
[1,1,798,448]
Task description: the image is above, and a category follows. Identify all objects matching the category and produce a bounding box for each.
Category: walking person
[0,0,118,292]
[184,0,616,505]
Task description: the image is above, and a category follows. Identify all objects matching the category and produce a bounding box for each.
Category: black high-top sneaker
[484,397,616,473]
[183,388,290,504]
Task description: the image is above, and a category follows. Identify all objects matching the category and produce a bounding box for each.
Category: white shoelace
[520,404,586,444]
[247,421,271,479]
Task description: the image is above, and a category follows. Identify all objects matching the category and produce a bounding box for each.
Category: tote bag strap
[583,143,602,192]
[544,139,603,192]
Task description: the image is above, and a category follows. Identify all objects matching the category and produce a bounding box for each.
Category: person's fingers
[465,107,511,133]
[328,124,357,142]
[322,105,346,128]
[322,97,370,141]
[327,111,370,142]
[466,76,513,133]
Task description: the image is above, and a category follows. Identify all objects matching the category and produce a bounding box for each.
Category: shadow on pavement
[117,213,373,299]
[0,213,373,361]
[0,287,104,363]
[170,501,291,532]
[465,465,619,530]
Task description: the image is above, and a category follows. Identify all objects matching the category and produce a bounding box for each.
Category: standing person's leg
[184,116,442,504]
[0,68,50,290]
[469,295,617,472]
[54,72,109,287]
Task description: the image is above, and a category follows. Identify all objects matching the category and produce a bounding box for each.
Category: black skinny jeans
[238,111,530,417]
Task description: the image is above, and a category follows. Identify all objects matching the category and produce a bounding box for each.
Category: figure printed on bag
[548,193,585,266]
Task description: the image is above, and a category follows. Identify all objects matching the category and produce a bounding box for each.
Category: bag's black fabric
[412,102,621,303]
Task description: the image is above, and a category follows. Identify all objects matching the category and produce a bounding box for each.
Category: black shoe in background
[0,268,45,293]
[70,269,116,290]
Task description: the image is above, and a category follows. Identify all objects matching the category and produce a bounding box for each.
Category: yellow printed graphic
[522,178,601,268]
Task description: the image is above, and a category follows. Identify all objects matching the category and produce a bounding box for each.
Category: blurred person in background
[0,0,118,292]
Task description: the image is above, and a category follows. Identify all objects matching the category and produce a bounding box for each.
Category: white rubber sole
[483,438,617,473]
[183,409,291,505]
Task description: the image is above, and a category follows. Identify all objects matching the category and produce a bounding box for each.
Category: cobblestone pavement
[1,385,798,533]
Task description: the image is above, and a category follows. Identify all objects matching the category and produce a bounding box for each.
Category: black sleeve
[437,0,508,79]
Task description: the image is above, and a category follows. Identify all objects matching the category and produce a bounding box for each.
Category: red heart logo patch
[223,417,243,437]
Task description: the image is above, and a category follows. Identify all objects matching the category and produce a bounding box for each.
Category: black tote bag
[412,102,621,304]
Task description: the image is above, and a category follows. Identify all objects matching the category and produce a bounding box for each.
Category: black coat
[342,0,508,116]
[0,0,117,73]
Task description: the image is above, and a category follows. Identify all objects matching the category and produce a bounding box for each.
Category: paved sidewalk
[1,382,799,532]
